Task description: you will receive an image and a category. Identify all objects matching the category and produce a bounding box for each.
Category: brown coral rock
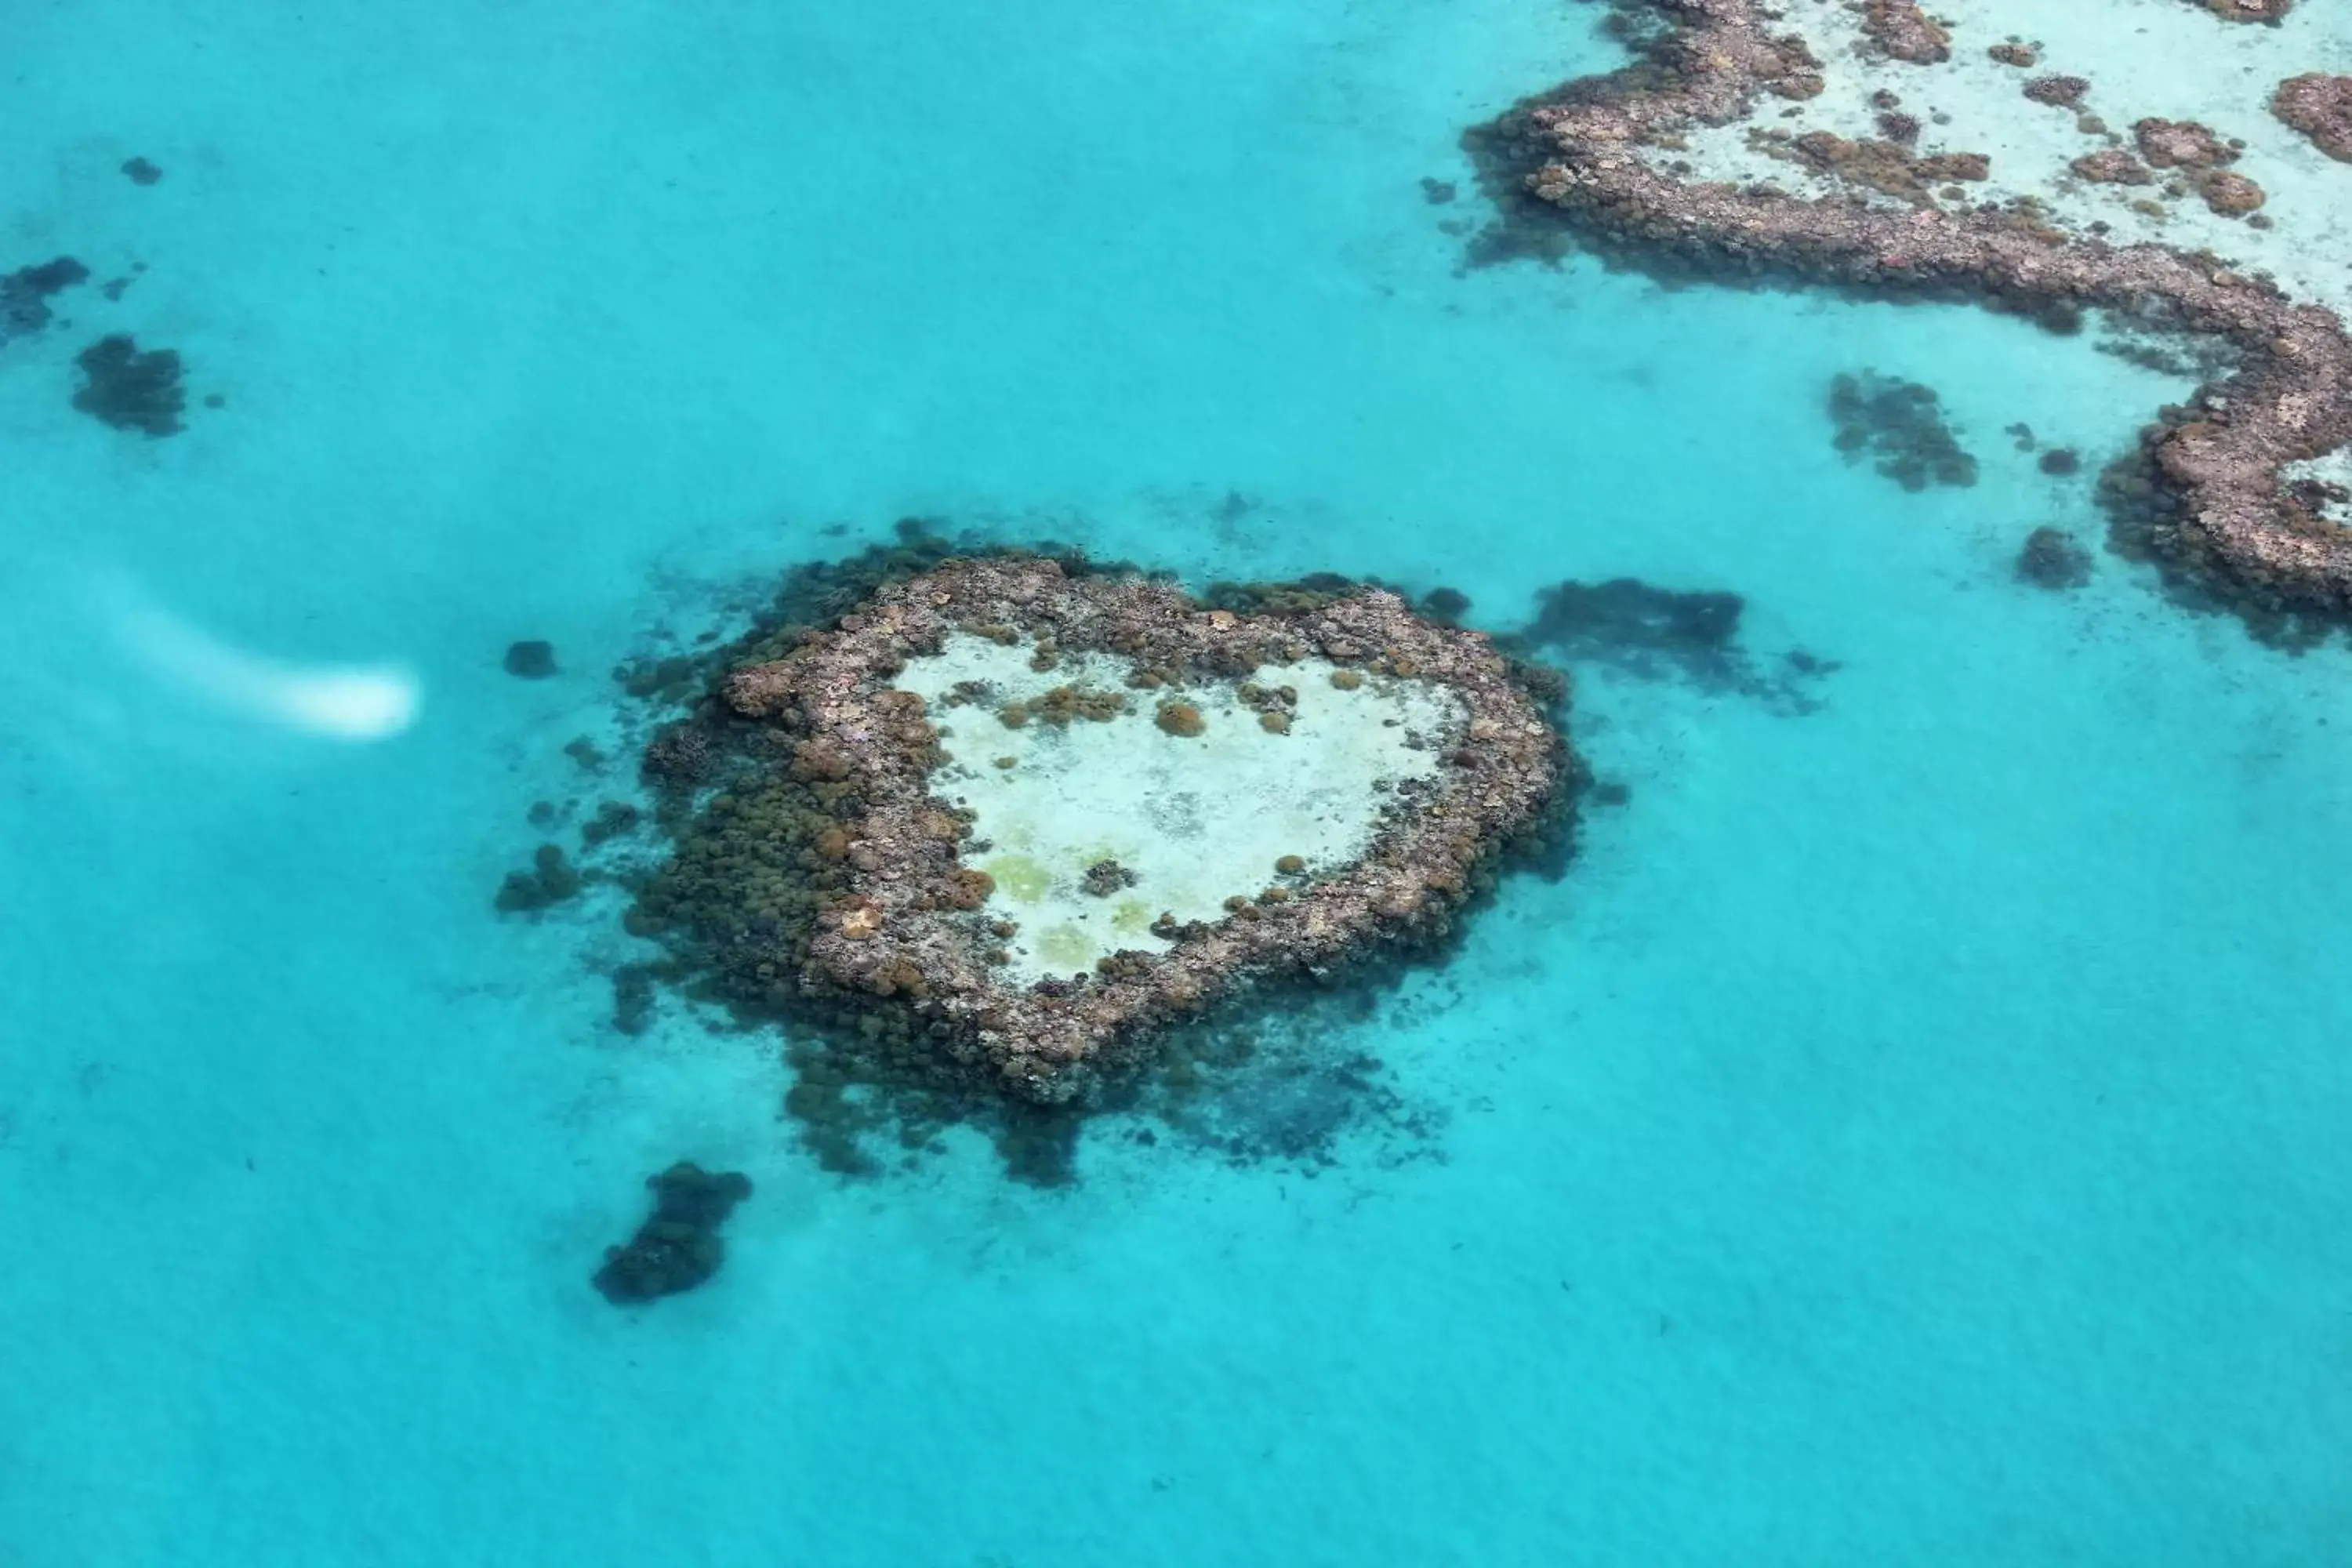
[2195,0,2291,20]
[2132,118,2238,170]
[2024,74,2091,108]
[2071,150,2153,185]
[1153,699,1206,738]
[1860,0,1951,64]
[2273,74,2352,162]
[2197,170,2267,216]
[1914,152,1991,183]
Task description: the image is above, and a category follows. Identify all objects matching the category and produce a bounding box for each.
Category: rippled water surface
[4,2,2350,1563]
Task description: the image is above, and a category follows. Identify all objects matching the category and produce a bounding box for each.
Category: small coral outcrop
[1153,699,1206,738]
[593,1162,753,1305]
[1860,0,1950,64]
[2273,74,2352,163]
[2016,527,2096,590]
[2190,0,2291,22]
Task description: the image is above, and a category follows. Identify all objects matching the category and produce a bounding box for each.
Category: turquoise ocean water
[4,1,2350,1563]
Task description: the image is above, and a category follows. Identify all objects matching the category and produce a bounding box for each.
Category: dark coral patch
[71,334,185,437]
[2016,527,2096,590]
[2,257,89,344]
[592,1161,753,1305]
[494,844,584,913]
[504,640,559,679]
[1516,577,1832,713]
[1828,371,1978,492]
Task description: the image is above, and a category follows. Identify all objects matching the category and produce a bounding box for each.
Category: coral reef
[1152,699,1207,738]
[494,844,584,913]
[1515,576,1832,713]
[1528,579,1741,669]
[2196,171,2265,218]
[581,800,642,847]
[1134,1007,1445,1174]
[1859,0,1949,66]
[1463,0,2352,641]
[496,526,1587,1182]
[592,1161,753,1305]
[2272,75,2352,163]
[1755,129,1991,205]
[611,964,658,1035]
[71,334,185,437]
[1421,586,1472,622]
[503,640,558,678]
[2189,0,2291,20]
[641,721,716,786]
[1,257,88,344]
[121,157,162,185]
[2017,527,2096,590]
[601,543,1572,1188]
[692,555,1563,1101]
[1081,858,1138,897]
[2071,150,2154,187]
[1828,371,1979,490]
[2024,75,2092,110]
[2132,119,2238,172]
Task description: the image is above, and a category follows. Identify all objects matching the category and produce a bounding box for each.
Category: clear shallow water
[4,2,2350,1563]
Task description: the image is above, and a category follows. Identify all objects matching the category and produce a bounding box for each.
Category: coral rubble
[1465,0,2352,640]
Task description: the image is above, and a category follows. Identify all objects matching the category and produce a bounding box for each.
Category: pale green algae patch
[894,632,1464,984]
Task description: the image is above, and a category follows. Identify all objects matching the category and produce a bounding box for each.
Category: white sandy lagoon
[894,632,1464,984]
[1652,0,2352,316]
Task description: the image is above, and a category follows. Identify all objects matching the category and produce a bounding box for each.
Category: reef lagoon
[5,0,2350,1563]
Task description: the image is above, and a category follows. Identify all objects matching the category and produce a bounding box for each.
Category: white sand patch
[1650,0,2352,318]
[895,633,1463,984]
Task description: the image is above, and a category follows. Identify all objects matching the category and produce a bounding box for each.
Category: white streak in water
[112,593,421,741]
